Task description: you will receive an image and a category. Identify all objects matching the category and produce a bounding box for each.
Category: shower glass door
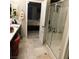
[45,0,68,59]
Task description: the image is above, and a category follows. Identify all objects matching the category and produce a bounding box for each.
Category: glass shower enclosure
[45,0,68,59]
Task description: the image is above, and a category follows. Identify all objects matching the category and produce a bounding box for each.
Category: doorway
[27,2,41,39]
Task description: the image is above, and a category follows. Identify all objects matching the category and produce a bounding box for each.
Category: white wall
[11,0,27,37]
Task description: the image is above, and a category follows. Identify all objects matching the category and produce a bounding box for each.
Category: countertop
[10,24,20,41]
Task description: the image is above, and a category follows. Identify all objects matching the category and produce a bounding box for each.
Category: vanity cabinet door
[10,34,20,59]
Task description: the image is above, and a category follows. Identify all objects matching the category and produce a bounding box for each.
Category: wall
[11,0,27,37]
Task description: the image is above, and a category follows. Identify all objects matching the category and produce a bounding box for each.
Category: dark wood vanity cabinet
[10,34,20,59]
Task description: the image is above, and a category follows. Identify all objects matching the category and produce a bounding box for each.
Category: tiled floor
[17,38,52,59]
[27,31,39,39]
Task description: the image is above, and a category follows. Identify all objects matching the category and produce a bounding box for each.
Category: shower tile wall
[49,2,68,33]
[49,5,58,30]
[57,2,68,33]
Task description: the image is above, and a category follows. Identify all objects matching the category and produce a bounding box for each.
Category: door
[26,0,48,44]
[45,0,68,59]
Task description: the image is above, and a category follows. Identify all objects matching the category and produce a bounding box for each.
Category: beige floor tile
[17,38,52,59]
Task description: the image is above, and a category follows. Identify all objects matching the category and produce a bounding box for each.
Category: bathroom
[10,0,69,59]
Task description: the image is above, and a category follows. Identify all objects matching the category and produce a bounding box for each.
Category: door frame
[39,0,48,44]
[26,0,48,44]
